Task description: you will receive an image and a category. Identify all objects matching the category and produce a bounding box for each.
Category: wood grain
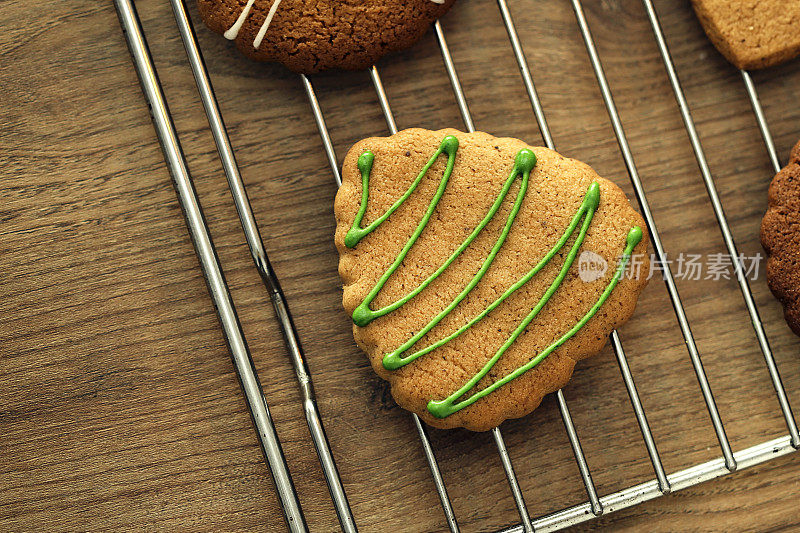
[1,0,799,531]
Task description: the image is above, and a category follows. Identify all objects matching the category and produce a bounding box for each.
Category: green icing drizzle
[345,135,642,419]
[427,225,642,419]
[384,181,599,371]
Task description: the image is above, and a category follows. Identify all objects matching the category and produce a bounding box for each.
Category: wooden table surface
[2,0,799,531]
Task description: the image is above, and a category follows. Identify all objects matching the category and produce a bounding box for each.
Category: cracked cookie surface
[198,0,456,73]
[334,129,650,431]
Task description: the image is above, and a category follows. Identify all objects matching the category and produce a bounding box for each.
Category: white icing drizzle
[225,0,446,49]
[253,0,283,49]
[223,0,256,40]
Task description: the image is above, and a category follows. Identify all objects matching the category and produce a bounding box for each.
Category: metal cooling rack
[113,0,799,531]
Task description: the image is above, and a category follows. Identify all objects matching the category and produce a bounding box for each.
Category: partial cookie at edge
[761,140,800,335]
[691,0,800,70]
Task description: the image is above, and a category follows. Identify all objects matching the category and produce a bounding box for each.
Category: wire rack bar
[610,331,671,492]
[167,1,358,530]
[640,0,799,449]
[496,0,670,495]
[434,22,475,133]
[555,391,603,515]
[498,434,795,533]
[435,15,622,526]
[412,412,461,532]
[495,0,554,149]
[741,70,782,174]
[300,72,461,533]
[432,21,536,531]
[368,64,462,533]
[113,0,306,530]
[492,427,534,532]
[434,0,607,511]
[302,76,342,187]
[369,66,398,135]
[571,0,737,471]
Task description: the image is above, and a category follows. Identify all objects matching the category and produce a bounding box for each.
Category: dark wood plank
[1,0,799,531]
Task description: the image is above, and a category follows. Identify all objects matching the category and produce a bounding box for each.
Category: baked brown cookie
[334,129,650,431]
[197,0,456,73]
[761,140,800,336]
[692,0,800,70]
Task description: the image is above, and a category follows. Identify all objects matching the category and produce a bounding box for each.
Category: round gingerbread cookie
[197,0,456,73]
[334,128,651,431]
[761,140,800,336]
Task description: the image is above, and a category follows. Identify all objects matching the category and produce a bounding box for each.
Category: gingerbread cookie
[761,140,800,336]
[334,129,650,431]
[197,0,456,73]
[692,0,800,70]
